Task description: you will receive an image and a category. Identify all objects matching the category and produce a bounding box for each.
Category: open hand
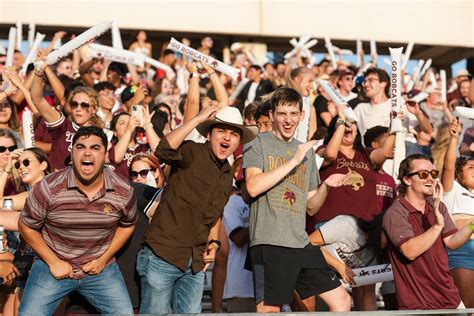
[291,140,317,166]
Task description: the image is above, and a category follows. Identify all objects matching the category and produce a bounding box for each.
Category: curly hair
[66,86,104,128]
[397,154,433,196]
[455,157,474,189]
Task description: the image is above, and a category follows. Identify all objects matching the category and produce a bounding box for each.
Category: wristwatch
[208,239,221,251]
[336,118,351,128]
[190,72,199,79]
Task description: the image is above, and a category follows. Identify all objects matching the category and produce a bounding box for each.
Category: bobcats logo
[345,168,364,191]
[282,187,296,205]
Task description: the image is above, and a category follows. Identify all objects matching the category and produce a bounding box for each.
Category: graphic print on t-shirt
[268,155,307,214]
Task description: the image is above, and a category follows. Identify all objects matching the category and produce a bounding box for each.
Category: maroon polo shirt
[383,197,461,310]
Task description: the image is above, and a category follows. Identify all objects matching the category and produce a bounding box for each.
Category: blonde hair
[67,86,104,128]
[287,67,312,96]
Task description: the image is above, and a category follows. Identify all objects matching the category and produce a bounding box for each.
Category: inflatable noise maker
[318,79,358,122]
[89,43,146,68]
[284,36,318,59]
[38,21,113,68]
[342,264,394,288]
[22,108,35,148]
[21,32,46,76]
[6,27,16,67]
[167,37,240,80]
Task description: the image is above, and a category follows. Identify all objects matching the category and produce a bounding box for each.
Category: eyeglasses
[70,101,91,110]
[14,158,33,169]
[130,168,155,180]
[363,78,380,84]
[0,145,17,153]
[406,169,440,179]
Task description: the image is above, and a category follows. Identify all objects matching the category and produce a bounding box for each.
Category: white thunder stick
[167,37,240,80]
[22,108,35,148]
[27,22,35,50]
[6,27,16,67]
[370,39,377,56]
[420,58,432,77]
[389,47,405,179]
[111,20,123,49]
[412,59,425,84]
[324,36,337,69]
[428,70,438,88]
[20,32,46,76]
[401,40,414,70]
[440,70,447,102]
[318,79,358,122]
[15,21,22,51]
[356,39,363,67]
[89,43,145,67]
[345,264,394,288]
[46,21,113,66]
[144,57,174,77]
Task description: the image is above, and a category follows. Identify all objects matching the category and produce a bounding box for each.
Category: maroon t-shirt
[46,114,78,170]
[315,148,378,223]
[34,118,53,143]
[108,143,150,180]
[383,197,460,310]
[375,171,397,213]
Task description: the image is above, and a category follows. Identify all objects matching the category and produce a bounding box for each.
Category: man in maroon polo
[383,154,473,310]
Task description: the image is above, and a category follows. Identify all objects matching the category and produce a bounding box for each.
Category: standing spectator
[234,65,273,114]
[244,87,351,312]
[441,120,474,308]
[93,81,118,128]
[137,106,258,314]
[18,126,137,315]
[383,154,473,309]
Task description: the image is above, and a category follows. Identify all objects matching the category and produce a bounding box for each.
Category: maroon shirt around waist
[20,166,137,279]
[382,197,460,310]
[144,137,232,273]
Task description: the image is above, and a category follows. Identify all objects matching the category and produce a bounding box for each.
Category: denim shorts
[448,239,474,270]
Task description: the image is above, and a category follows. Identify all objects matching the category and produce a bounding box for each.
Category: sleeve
[119,187,138,227]
[440,202,458,238]
[44,112,66,132]
[130,182,162,217]
[19,180,51,230]
[313,96,329,114]
[319,215,355,245]
[383,205,415,249]
[242,135,263,170]
[34,119,52,143]
[223,197,246,236]
[154,137,194,167]
[308,152,320,191]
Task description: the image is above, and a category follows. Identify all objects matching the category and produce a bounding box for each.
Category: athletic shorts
[250,244,341,306]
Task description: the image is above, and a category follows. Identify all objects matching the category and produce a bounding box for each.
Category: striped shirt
[20,166,137,279]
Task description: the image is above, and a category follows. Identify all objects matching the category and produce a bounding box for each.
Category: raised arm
[143,105,160,151]
[3,70,39,114]
[79,58,95,87]
[183,61,200,123]
[30,62,61,123]
[44,65,65,105]
[321,106,347,165]
[112,115,140,164]
[441,120,461,193]
[406,101,432,134]
[202,61,229,107]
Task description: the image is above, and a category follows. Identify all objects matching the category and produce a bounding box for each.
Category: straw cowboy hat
[196,107,258,144]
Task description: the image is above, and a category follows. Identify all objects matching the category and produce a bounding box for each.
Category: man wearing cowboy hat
[137,105,258,314]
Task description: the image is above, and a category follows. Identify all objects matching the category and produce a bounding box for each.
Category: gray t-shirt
[320,215,376,268]
[243,132,319,248]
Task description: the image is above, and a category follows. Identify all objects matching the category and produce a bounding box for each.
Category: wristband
[190,72,199,79]
[469,223,474,231]
[336,118,351,128]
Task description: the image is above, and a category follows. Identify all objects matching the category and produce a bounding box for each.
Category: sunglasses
[130,168,155,180]
[15,158,33,169]
[406,169,440,179]
[0,145,17,153]
[70,101,91,110]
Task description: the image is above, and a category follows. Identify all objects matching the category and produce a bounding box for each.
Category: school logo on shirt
[345,168,365,191]
[282,187,296,205]
[103,204,112,214]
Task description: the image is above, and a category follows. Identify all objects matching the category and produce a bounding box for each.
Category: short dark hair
[270,87,302,112]
[93,81,116,93]
[243,101,260,122]
[108,62,127,77]
[364,126,389,148]
[151,110,169,138]
[397,154,433,196]
[249,65,262,72]
[162,49,175,57]
[72,126,108,149]
[364,68,390,97]
[254,100,271,122]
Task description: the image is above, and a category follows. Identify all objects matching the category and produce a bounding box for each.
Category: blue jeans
[19,259,133,316]
[136,246,205,314]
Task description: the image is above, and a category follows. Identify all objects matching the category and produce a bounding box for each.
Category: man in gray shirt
[243,87,350,312]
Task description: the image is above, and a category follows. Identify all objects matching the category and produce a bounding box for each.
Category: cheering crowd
[0,28,473,314]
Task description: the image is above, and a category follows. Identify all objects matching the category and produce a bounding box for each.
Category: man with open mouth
[18,126,137,315]
[137,105,258,314]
